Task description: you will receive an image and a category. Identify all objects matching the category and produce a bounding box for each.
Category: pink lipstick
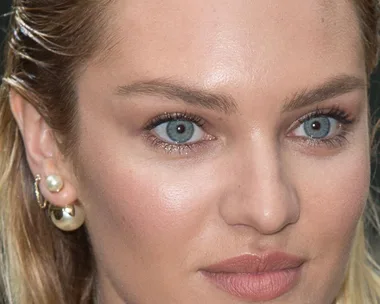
[201,252,304,301]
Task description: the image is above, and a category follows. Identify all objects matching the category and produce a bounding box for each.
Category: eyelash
[143,112,210,155]
[143,106,356,154]
[144,112,206,130]
[292,106,355,148]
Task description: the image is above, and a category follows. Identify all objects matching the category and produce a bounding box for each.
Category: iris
[166,120,195,143]
[303,117,331,138]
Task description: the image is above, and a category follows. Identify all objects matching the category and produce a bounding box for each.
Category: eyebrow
[281,74,366,113]
[115,79,238,114]
[115,75,366,114]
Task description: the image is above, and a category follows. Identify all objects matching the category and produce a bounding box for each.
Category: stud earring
[34,174,85,232]
[46,174,64,193]
[48,204,85,232]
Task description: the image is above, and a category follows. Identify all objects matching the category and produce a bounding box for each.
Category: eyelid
[152,121,205,144]
[144,133,216,155]
[286,105,357,150]
[143,111,216,155]
[144,112,206,130]
[142,105,357,156]
[288,106,355,132]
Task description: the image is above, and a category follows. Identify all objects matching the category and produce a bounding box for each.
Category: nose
[219,139,300,235]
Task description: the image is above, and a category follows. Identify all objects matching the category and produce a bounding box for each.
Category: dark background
[0,1,10,57]
[1,1,380,253]
[0,0,11,76]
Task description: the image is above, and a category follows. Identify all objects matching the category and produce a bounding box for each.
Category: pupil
[311,121,321,130]
[176,124,186,134]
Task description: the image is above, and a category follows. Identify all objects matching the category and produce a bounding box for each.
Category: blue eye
[152,120,205,144]
[293,116,340,139]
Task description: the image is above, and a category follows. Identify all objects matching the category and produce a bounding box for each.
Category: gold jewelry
[46,174,64,193]
[34,174,85,231]
[34,174,48,209]
[48,204,85,232]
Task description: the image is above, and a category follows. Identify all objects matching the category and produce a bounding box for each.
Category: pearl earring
[48,204,85,232]
[33,174,85,232]
[46,174,64,193]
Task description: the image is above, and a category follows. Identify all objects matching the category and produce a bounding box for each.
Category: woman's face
[73,0,370,303]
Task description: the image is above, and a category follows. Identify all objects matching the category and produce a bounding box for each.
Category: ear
[9,90,78,208]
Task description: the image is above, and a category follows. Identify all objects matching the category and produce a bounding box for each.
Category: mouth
[200,252,305,302]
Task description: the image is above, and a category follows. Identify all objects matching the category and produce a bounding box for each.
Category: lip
[201,252,305,302]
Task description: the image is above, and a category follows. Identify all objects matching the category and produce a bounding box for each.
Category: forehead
[93,0,364,95]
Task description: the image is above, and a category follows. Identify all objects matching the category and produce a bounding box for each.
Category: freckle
[321,17,325,23]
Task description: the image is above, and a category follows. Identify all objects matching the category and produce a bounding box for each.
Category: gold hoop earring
[34,174,48,209]
[48,204,85,232]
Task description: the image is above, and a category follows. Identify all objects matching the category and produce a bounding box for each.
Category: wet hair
[0,1,379,303]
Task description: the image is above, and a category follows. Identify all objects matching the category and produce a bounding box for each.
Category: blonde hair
[0,1,379,303]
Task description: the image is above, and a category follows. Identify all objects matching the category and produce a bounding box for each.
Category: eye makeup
[141,104,359,156]
[143,112,215,155]
[288,105,357,149]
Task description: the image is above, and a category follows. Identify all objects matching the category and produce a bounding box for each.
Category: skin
[12,0,371,303]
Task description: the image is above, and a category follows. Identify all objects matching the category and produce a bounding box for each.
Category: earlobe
[37,164,79,209]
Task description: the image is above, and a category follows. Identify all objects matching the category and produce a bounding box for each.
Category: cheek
[76,137,223,268]
[300,148,369,241]
[100,165,214,243]
[289,117,371,238]
[292,140,370,300]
